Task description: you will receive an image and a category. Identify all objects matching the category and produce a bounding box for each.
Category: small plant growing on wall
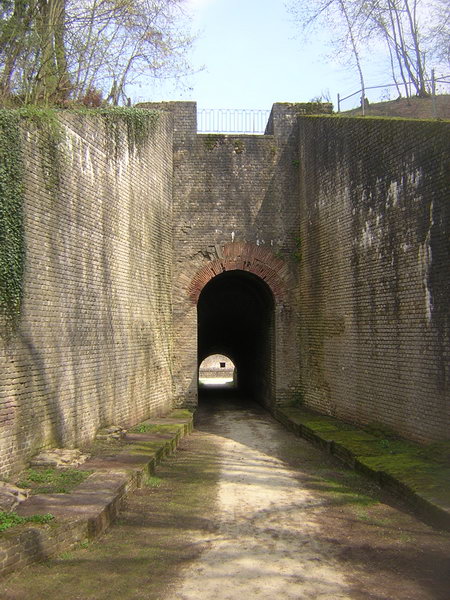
[233,139,244,154]
[293,236,302,262]
[203,134,225,150]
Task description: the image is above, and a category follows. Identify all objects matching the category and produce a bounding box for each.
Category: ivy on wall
[21,107,65,199]
[78,107,160,159]
[0,106,160,333]
[0,110,25,332]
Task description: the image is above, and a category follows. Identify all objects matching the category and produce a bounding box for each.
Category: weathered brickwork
[296,116,449,443]
[0,111,175,477]
[164,103,303,409]
[1,103,448,479]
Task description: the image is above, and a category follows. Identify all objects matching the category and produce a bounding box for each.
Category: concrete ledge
[0,409,193,579]
[274,406,450,531]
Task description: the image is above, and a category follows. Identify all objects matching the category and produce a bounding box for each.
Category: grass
[129,423,181,434]
[144,476,162,488]
[16,468,92,494]
[317,471,380,508]
[0,511,54,532]
[354,508,391,526]
[0,432,219,600]
[279,406,450,509]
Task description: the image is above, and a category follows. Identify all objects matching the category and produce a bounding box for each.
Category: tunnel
[197,270,275,405]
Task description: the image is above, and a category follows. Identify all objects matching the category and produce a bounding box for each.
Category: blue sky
[131,0,404,111]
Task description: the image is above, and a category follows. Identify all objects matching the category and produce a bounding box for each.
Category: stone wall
[199,354,235,379]
[0,110,175,477]
[296,115,449,443]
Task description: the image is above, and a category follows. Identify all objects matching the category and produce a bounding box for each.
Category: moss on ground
[129,423,182,434]
[15,467,92,494]
[277,406,450,512]
[0,433,219,600]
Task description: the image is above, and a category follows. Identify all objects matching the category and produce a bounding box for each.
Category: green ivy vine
[80,107,160,159]
[19,107,65,198]
[0,106,159,332]
[0,110,25,332]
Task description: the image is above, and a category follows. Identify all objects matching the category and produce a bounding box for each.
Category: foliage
[233,139,244,154]
[131,423,154,433]
[0,109,24,331]
[0,0,195,106]
[93,106,159,155]
[203,133,225,150]
[0,511,54,532]
[287,0,449,98]
[0,0,70,105]
[0,105,158,332]
[130,422,179,433]
[144,475,162,487]
[20,106,65,198]
[16,467,92,494]
[293,235,302,262]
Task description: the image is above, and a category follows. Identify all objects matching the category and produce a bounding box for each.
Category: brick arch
[188,242,290,304]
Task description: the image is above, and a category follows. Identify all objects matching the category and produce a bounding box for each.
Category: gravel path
[164,393,450,600]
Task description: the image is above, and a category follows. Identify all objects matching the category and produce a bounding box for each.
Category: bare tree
[287,0,449,98]
[423,0,449,69]
[367,0,430,96]
[33,0,70,103]
[66,0,195,105]
[0,0,194,105]
[287,0,370,103]
[0,1,36,100]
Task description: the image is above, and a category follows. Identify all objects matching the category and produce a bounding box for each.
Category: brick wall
[297,116,449,443]
[0,111,174,477]
[164,102,302,409]
[1,104,447,476]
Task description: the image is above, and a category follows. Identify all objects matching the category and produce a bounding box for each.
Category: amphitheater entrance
[197,270,275,405]
[199,354,237,387]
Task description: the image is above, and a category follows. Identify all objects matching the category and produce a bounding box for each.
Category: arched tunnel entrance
[197,270,275,405]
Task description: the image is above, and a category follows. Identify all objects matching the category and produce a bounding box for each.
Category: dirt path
[2,392,450,599]
[166,397,349,599]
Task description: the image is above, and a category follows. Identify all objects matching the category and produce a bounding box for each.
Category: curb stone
[273,406,450,531]
[0,409,193,579]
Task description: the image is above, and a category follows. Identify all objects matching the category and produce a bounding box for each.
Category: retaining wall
[0,111,175,477]
[296,115,449,442]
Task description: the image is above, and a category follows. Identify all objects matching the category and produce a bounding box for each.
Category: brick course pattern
[1,103,448,478]
[296,116,449,443]
[0,112,175,477]
[162,102,304,409]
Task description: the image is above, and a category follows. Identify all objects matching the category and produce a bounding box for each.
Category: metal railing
[338,71,450,116]
[197,108,270,134]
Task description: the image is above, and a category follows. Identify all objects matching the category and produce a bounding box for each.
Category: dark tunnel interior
[197,270,275,404]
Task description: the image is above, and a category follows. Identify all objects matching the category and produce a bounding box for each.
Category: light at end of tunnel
[198,353,237,387]
[199,377,234,386]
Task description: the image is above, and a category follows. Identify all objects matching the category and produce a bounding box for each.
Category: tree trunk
[34,0,69,104]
